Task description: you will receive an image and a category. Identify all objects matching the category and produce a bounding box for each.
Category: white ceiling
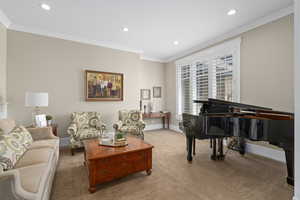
[0,0,294,62]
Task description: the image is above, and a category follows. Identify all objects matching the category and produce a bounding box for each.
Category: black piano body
[182,98,294,186]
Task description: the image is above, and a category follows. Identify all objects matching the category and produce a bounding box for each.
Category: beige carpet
[51,130,293,200]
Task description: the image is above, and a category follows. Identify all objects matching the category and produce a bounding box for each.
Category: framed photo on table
[35,114,47,128]
[85,70,124,101]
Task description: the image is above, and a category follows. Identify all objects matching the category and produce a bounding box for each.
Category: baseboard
[59,137,70,147]
[170,124,183,133]
[169,124,286,163]
[144,123,164,131]
[245,143,286,163]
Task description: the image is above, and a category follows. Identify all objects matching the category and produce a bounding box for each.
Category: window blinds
[176,38,240,116]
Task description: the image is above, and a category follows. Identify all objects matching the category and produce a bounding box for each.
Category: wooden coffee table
[83,137,153,193]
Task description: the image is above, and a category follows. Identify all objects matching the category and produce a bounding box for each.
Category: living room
[0,1,300,200]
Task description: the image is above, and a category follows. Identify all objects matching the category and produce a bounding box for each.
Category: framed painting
[140,89,151,100]
[85,70,123,101]
[153,86,162,98]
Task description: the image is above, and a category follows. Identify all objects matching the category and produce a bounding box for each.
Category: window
[176,38,240,117]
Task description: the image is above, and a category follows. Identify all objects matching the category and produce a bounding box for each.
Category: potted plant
[46,115,53,126]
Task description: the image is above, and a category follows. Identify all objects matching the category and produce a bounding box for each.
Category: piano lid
[193,98,272,111]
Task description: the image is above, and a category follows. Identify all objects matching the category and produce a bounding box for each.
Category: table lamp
[25,92,48,126]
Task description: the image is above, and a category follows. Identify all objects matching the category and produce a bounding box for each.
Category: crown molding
[166,5,294,63]
[0,9,11,28]
[9,24,144,55]
[3,4,294,63]
[140,55,166,63]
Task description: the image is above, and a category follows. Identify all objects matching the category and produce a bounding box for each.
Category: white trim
[144,123,164,131]
[167,5,294,62]
[0,9,11,28]
[140,55,165,63]
[9,24,143,55]
[170,124,183,133]
[245,143,286,163]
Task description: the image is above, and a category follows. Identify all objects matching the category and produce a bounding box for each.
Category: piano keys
[182,98,294,186]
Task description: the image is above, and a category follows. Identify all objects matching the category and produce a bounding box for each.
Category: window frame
[175,38,241,118]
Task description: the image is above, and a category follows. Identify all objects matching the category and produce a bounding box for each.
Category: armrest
[27,127,58,140]
[113,121,123,130]
[137,120,146,130]
[0,169,36,200]
[67,123,78,137]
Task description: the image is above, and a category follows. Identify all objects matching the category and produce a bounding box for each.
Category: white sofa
[0,119,59,200]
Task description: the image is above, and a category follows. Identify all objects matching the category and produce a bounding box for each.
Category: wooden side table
[142,112,170,129]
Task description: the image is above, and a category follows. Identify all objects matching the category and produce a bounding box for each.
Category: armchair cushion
[119,126,139,133]
[77,128,101,140]
[71,112,103,129]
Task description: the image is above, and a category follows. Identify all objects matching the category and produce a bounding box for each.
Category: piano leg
[284,148,294,186]
[217,138,225,160]
[193,136,196,155]
[211,138,217,160]
[187,136,193,162]
[239,137,246,155]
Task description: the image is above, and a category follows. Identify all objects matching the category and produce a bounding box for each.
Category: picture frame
[153,86,162,98]
[140,89,151,100]
[85,70,124,101]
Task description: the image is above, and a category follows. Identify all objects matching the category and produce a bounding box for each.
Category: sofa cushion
[0,134,27,170]
[10,126,33,149]
[29,139,59,150]
[18,163,48,193]
[0,119,16,135]
[15,148,53,168]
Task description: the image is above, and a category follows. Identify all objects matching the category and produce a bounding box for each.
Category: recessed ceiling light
[173,41,179,45]
[123,27,129,32]
[41,3,51,11]
[227,9,237,16]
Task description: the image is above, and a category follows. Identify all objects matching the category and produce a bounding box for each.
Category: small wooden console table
[142,112,170,129]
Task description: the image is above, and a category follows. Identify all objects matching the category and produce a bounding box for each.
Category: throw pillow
[0,134,26,170]
[10,126,33,149]
[0,128,3,135]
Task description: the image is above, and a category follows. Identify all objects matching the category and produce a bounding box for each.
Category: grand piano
[182,98,294,186]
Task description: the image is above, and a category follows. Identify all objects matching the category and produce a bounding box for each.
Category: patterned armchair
[113,110,146,140]
[67,112,106,155]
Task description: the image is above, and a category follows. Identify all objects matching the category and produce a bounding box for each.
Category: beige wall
[0,23,7,102]
[7,30,165,136]
[0,23,7,119]
[165,15,294,126]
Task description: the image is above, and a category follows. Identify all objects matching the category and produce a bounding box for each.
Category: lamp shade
[25,92,48,107]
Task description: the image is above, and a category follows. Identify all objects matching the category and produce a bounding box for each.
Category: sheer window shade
[176,38,240,117]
